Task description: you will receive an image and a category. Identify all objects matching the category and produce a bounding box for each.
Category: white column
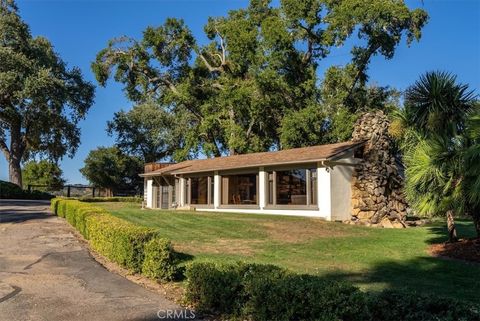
[179,177,186,207]
[259,167,266,209]
[317,164,332,220]
[214,171,221,209]
[146,179,153,208]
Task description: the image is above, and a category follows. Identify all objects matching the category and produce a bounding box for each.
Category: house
[140,141,365,221]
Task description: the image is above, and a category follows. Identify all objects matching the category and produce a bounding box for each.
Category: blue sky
[1,0,479,184]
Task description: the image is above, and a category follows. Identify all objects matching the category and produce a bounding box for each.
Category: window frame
[186,173,214,208]
[265,164,319,210]
[219,172,260,209]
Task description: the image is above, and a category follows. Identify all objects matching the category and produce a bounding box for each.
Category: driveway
[0,200,188,321]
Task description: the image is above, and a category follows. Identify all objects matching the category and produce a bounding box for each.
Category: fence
[27,184,141,198]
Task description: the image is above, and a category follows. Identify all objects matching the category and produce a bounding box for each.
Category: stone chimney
[350,111,408,228]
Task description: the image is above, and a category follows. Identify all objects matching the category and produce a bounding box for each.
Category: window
[222,174,258,205]
[268,173,274,205]
[210,177,215,205]
[190,177,209,204]
[276,169,307,205]
[267,168,317,207]
[310,169,317,205]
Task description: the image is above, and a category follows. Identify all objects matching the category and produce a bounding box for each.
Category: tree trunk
[228,107,236,156]
[8,157,22,187]
[446,210,458,243]
[7,123,24,188]
[472,210,480,239]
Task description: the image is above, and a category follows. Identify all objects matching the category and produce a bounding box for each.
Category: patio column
[179,177,186,207]
[317,163,332,220]
[214,171,221,209]
[259,167,266,209]
[146,179,153,208]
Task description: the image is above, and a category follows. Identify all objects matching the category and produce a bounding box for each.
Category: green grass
[96,202,480,303]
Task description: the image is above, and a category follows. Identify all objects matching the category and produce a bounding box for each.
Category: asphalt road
[0,199,187,321]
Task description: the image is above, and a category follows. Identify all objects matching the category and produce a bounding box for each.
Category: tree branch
[0,138,10,160]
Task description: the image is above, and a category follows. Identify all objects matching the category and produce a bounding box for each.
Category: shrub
[1,180,54,200]
[184,262,369,321]
[244,274,369,321]
[184,262,243,315]
[368,289,480,321]
[142,237,178,281]
[50,198,178,276]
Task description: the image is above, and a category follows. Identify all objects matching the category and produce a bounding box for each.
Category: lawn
[96,202,480,303]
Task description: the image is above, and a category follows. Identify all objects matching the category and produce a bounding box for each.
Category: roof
[140,140,364,177]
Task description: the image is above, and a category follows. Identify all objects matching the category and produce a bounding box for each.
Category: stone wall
[349,111,408,228]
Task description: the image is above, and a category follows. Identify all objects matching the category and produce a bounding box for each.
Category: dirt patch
[260,220,350,243]
[429,238,480,264]
[175,239,261,256]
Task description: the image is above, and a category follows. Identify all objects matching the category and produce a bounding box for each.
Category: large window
[276,169,307,205]
[221,174,258,205]
[267,168,317,207]
[190,177,209,205]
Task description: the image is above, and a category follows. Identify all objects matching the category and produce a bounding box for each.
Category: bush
[50,198,178,278]
[242,273,368,321]
[184,262,369,321]
[185,262,244,315]
[79,196,142,203]
[368,289,480,321]
[1,180,54,200]
[142,237,178,281]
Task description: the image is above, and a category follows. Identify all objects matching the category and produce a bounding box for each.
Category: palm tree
[463,108,480,237]
[394,71,477,242]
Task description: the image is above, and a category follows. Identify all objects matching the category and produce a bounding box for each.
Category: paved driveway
[0,200,187,321]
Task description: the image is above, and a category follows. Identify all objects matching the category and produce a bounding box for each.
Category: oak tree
[93,0,427,159]
[0,0,95,186]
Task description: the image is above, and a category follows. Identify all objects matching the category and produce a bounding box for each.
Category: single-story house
[140,141,365,221]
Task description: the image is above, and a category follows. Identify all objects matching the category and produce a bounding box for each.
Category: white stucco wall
[146,179,153,208]
[317,166,332,220]
[329,164,354,221]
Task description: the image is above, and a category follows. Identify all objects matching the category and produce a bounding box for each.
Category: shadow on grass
[174,251,195,281]
[424,219,477,244]
[321,255,480,303]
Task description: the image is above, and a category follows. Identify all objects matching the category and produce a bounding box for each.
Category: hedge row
[184,262,480,321]
[1,180,54,200]
[51,198,177,280]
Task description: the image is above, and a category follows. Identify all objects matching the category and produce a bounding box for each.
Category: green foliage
[87,212,156,271]
[93,0,427,157]
[0,1,95,186]
[22,160,66,190]
[106,101,187,162]
[50,198,178,277]
[184,262,369,321]
[404,71,475,137]
[0,179,53,199]
[142,238,178,281]
[185,261,479,321]
[395,71,478,227]
[79,146,143,194]
[369,289,480,321]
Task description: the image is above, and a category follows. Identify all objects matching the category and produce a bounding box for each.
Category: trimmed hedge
[1,180,54,200]
[185,262,480,321]
[185,262,369,321]
[50,198,177,280]
[369,289,480,321]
